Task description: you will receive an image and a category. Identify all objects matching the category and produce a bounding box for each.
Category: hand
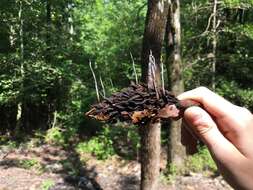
[178,87,253,190]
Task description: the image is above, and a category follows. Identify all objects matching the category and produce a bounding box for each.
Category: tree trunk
[67,3,74,41]
[140,1,169,190]
[140,122,161,190]
[46,0,52,61]
[165,0,186,166]
[17,0,24,129]
[211,0,217,90]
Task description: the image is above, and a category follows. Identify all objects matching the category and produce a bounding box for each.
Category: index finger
[177,87,236,118]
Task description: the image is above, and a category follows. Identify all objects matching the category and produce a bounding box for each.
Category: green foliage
[40,179,55,190]
[216,80,253,110]
[126,126,141,151]
[184,146,217,173]
[76,127,115,160]
[76,125,140,160]
[182,0,253,113]
[74,0,145,87]
[45,127,76,146]
[223,0,253,8]
[45,127,65,145]
[1,140,18,149]
[225,24,253,40]
[164,163,180,183]
[105,124,140,159]
[18,158,40,170]
[164,146,217,182]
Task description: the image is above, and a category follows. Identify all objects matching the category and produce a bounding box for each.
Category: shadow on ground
[0,129,144,190]
[0,143,104,190]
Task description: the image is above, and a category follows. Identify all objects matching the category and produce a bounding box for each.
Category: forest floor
[0,143,233,190]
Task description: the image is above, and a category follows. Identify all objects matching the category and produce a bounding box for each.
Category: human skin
[177,87,253,190]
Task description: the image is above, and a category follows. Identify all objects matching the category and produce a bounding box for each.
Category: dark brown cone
[85,83,200,125]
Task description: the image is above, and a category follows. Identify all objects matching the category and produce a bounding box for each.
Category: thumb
[184,106,217,144]
[183,106,243,162]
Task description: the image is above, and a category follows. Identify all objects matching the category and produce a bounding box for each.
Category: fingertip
[183,106,239,160]
[184,106,209,128]
[183,106,218,146]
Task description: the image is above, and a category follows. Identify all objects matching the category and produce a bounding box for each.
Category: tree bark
[140,122,161,190]
[46,0,52,61]
[165,0,186,165]
[211,0,217,90]
[17,0,24,129]
[67,3,74,41]
[141,0,169,87]
[140,1,169,190]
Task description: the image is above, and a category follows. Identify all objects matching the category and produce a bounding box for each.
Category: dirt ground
[0,144,233,190]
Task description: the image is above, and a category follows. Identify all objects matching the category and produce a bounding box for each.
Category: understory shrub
[76,127,115,160]
[45,126,76,146]
[76,124,140,160]
[165,146,217,181]
[184,146,217,173]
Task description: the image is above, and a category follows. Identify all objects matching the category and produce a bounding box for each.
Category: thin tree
[211,0,218,90]
[165,0,186,165]
[46,0,52,62]
[140,1,169,190]
[17,0,24,128]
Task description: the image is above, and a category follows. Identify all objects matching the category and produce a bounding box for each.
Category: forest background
[0,0,253,189]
